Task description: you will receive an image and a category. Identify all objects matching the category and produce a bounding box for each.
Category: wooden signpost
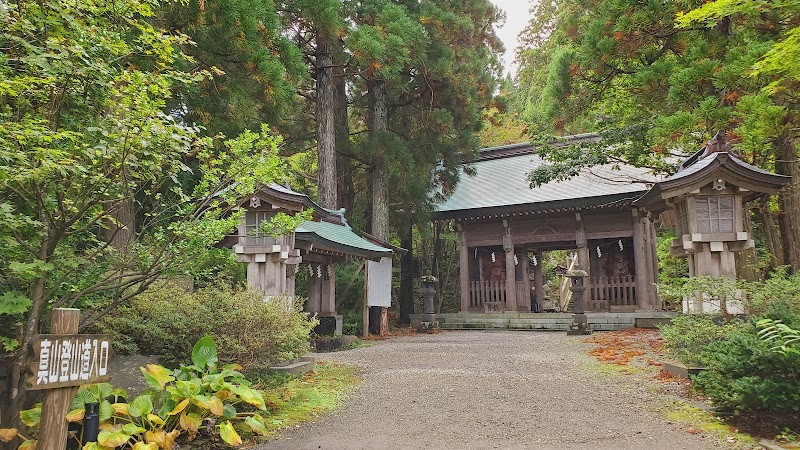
[29,308,112,450]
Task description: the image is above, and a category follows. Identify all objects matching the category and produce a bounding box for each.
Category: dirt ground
[259,330,736,450]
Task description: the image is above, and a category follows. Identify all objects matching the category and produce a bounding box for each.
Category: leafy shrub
[693,303,800,414]
[694,323,800,414]
[3,337,271,449]
[742,267,800,316]
[94,286,317,368]
[659,314,743,367]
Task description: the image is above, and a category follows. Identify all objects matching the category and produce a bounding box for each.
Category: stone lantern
[566,264,591,335]
[418,273,439,332]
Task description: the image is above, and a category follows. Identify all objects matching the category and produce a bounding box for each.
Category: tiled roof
[295,220,392,260]
[436,143,656,217]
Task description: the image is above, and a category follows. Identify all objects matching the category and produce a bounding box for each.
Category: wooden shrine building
[435,134,661,313]
[434,132,790,316]
[229,184,393,332]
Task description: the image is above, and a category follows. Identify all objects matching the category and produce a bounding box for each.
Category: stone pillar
[533,251,544,312]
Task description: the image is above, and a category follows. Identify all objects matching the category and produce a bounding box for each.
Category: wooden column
[321,264,336,315]
[39,308,80,450]
[647,216,661,309]
[575,213,591,302]
[459,229,470,312]
[521,252,532,312]
[533,251,544,312]
[503,228,517,311]
[362,261,369,338]
[306,266,322,313]
[632,209,652,310]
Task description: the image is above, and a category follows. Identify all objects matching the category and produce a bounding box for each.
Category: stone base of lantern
[410,313,439,330]
[567,314,592,335]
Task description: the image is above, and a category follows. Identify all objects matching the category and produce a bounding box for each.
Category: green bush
[695,324,800,414]
[659,314,743,367]
[742,267,800,316]
[94,286,317,369]
[693,303,800,414]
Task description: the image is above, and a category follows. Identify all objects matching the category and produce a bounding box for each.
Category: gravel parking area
[261,331,727,450]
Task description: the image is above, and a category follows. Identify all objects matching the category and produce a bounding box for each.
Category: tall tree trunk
[369,79,389,241]
[368,78,389,334]
[334,39,354,215]
[102,197,135,252]
[316,33,337,209]
[756,198,784,270]
[775,133,800,272]
[398,222,413,325]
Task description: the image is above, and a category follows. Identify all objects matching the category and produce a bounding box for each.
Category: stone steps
[434,312,678,332]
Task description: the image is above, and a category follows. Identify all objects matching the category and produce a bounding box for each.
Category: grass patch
[664,400,760,449]
[253,361,359,438]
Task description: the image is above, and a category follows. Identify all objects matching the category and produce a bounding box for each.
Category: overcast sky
[489,0,532,77]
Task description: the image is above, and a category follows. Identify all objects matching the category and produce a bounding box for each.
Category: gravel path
[261,331,726,450]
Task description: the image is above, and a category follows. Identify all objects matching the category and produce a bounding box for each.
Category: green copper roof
[295,220,392,260]
[436,145,656,217]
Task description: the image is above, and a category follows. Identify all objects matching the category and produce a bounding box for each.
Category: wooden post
[503,233,517,311]
[632,209,651,310]
[459,229,470,312]
[533,251,544,312]
[575,212,592,305]
[39,308,80,450]
[362,261,369,339]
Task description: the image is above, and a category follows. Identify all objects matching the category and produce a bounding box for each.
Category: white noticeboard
[367,257,392,307]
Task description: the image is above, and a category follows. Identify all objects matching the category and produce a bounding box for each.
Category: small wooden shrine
[636,131,790,312]
[228,184,393,331]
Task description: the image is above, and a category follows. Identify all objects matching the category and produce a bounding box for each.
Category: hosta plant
[1,336,271,449]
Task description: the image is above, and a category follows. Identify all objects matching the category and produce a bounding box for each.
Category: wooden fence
[590,275,637,310]
[468,280,506,309]
[468,281,529,311]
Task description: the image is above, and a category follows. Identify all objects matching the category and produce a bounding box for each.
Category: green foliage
[757,319,800,356]
[94,287,318,368]
[659,314,743,367]
[656,229,689,291]
[184,247,246,289]
[694,320,800,414]
[740,267,800,316]
[259,210,313,239]
[8,338,272,448]
[658,276,741,317]
[0,0,290,362]
[342,309,363,337]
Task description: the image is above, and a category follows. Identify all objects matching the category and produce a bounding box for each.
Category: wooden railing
[469,280,506,310]
[590,275,637,310]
